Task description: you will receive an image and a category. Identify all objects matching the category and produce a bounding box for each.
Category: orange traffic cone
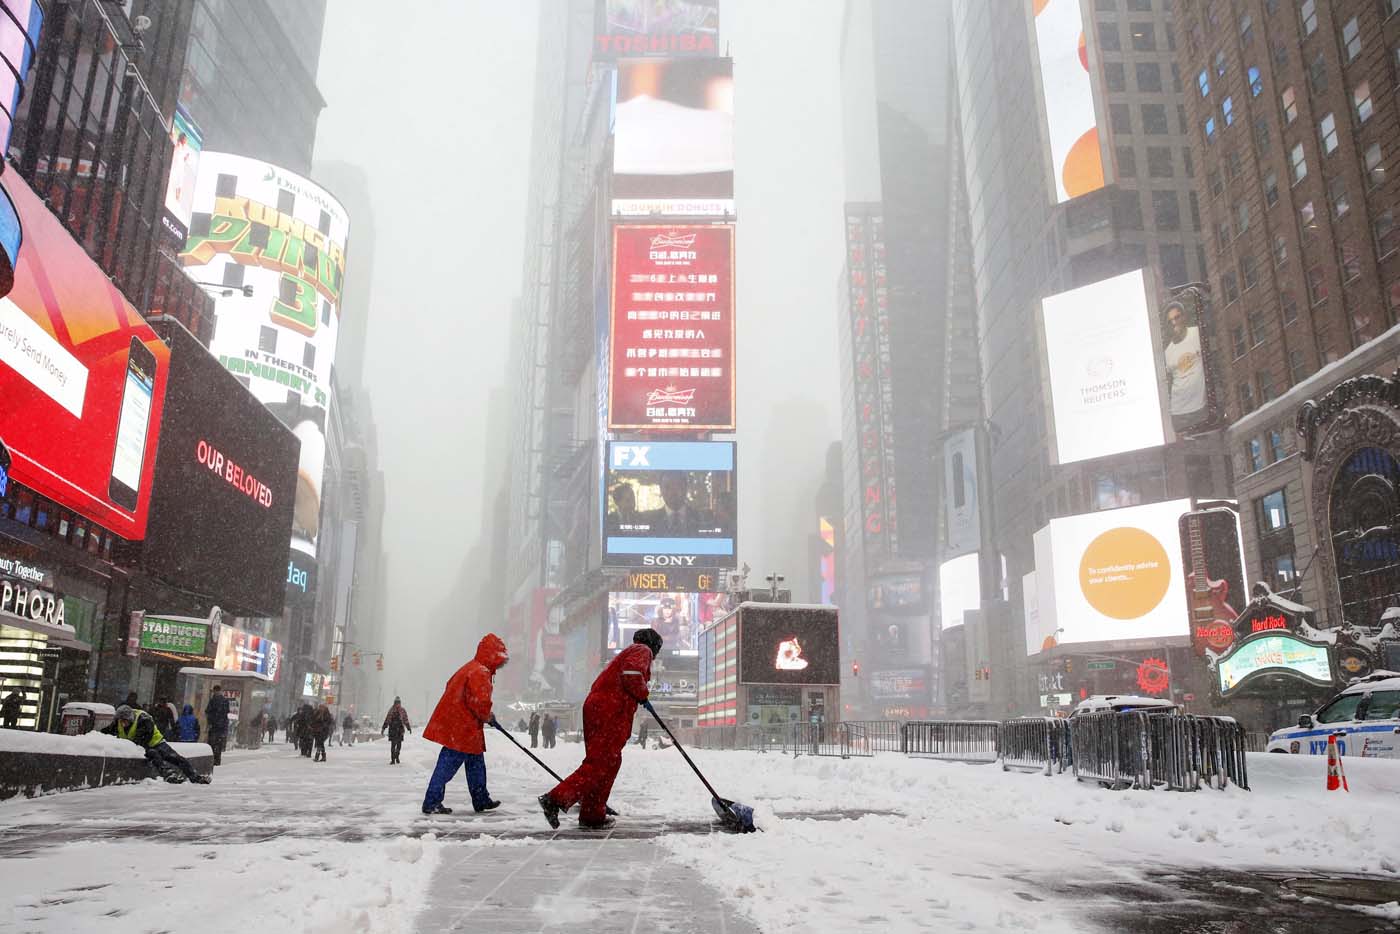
[1325,733,1349,792]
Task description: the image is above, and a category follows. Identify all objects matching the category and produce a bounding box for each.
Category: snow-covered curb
[0,730,146,758]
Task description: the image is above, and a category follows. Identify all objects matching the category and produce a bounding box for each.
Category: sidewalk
[415,832,759,933]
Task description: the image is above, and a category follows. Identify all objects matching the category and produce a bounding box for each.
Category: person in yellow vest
[102,705,210,784]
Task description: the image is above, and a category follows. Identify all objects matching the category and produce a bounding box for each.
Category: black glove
[489,715,500,728]
[641,699,656,715]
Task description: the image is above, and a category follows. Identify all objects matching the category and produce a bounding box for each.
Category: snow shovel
[490,719,617,817]
[642,701,757,833]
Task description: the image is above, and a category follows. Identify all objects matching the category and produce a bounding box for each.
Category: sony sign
[641,555,699,567]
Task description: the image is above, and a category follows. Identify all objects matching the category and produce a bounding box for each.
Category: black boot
[474,799,501,813]
[538,794,562,829]
[422,804,453,815]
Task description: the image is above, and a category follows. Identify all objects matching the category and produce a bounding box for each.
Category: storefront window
[1331,447,1400,626]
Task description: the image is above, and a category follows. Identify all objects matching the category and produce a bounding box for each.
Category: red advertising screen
[608,224,734,431]
[0,173,168,539]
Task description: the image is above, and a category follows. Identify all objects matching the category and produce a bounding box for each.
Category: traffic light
[329,656,338,672]
[1064,658,1073,675]
[376,657,384,671]
[851,660,860,678]
[353,651,362,667]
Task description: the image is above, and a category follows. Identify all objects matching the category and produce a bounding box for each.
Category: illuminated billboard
[1160,290,1220,434]
[1217,633,1333,696]
[940,552,980,630]
[1041,269,1167,465]
[161,105,203,248]
[739,606,840,686]
[0,173,169,539]
[607,590,727,656]
[1032,499,1193,648]
[604,440,736,568]
[1031,0,1106,203]
[594,0,719,60]
[1179,508,1245,656]
[613,58,733,217]
[0,1,41,163]
[143,326,300,618]
[609,224,734,430]
[845,207,897,555]
[180,153,350,557]
[214,626,283,681]
[818,516,836,604]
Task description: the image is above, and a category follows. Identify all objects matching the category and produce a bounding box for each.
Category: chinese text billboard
[613,58,733,217]
[1041,269,1167,465]
[605,441,736,568]
[180,153,350,557]
[594,0,719,60]
[0,173,169,539]
[1031,0,1107,203]
[609,224,734,430]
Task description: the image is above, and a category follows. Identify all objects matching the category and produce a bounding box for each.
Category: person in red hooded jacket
[539,627,661,830]
[421,633,509,815]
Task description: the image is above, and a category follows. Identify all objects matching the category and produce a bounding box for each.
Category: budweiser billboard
[608,224,735,431]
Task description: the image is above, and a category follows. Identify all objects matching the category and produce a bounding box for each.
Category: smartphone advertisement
[0,173,168,539]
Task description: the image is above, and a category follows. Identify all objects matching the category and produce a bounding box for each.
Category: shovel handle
[644,703,726,805]
[491,719,565,783]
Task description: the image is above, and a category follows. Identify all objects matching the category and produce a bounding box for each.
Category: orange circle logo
[1078,527,1171,619]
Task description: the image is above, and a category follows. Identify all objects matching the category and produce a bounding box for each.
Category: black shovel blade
[711,796,758,833]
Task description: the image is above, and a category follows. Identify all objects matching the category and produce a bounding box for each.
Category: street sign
[1086,660,1115,670]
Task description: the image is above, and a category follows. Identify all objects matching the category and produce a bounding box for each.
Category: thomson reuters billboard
[1027,499,1193,650]
[1041,269,1167,465]
[1031,0,1107,203]
[180,153,350,558]
[609,225,735,431]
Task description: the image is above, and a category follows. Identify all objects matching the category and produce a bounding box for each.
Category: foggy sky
[313,1,846,684]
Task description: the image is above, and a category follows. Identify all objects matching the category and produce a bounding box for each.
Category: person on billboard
[381,697,412,765]
[204,685,230,767]
[310,704,335,761]
[608,483,640,532]
[420,633,510,815]
[1163,301,1206,420]
[639,473,708,536]
[651,597,682,647]
[103,705,210,784]
[538,628,661,831]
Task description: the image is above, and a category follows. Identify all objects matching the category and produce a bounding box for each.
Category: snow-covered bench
[0,729,214,800]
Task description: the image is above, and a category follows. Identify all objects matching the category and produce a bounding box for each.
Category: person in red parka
[539,627,661,830]
[421,633,509,815]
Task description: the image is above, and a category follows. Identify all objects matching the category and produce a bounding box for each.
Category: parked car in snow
[1069,695,1179,718]
[1266,672,1400,758]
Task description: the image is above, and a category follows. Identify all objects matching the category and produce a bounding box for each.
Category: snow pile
[655,750,1400,933]
[4,835,442,934]
[0,729,145,758]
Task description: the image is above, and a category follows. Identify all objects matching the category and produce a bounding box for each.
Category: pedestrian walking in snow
[204,685,231,766]
[541,713,557,749]
[295,703,315,757]
[528,711,540,748]
[103,705,210,784]
[420,633,509,815]
[341,712,356,746]
[638,720,649,748]
[539,628,660,830]
[382,697,411,764]
[311,704,335,761]
[176,704,200,743]
[265,713,277,743]
[1,688,22,728]
[516,717,527,732]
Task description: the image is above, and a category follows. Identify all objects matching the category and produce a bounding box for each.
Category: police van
[1265,672,1400,758]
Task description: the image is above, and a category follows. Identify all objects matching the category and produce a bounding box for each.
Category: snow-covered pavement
[3,729,1400,932]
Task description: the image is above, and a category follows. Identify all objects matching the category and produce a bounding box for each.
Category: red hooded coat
[423,633,508,754]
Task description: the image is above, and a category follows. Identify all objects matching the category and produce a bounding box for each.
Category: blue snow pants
[422,747,491,811]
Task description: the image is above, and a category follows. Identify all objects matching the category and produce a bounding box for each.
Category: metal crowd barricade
[903,720,1000,763]
[1000,717,1071,775]
[839,720,904,753]
[1071,711,1251,791]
